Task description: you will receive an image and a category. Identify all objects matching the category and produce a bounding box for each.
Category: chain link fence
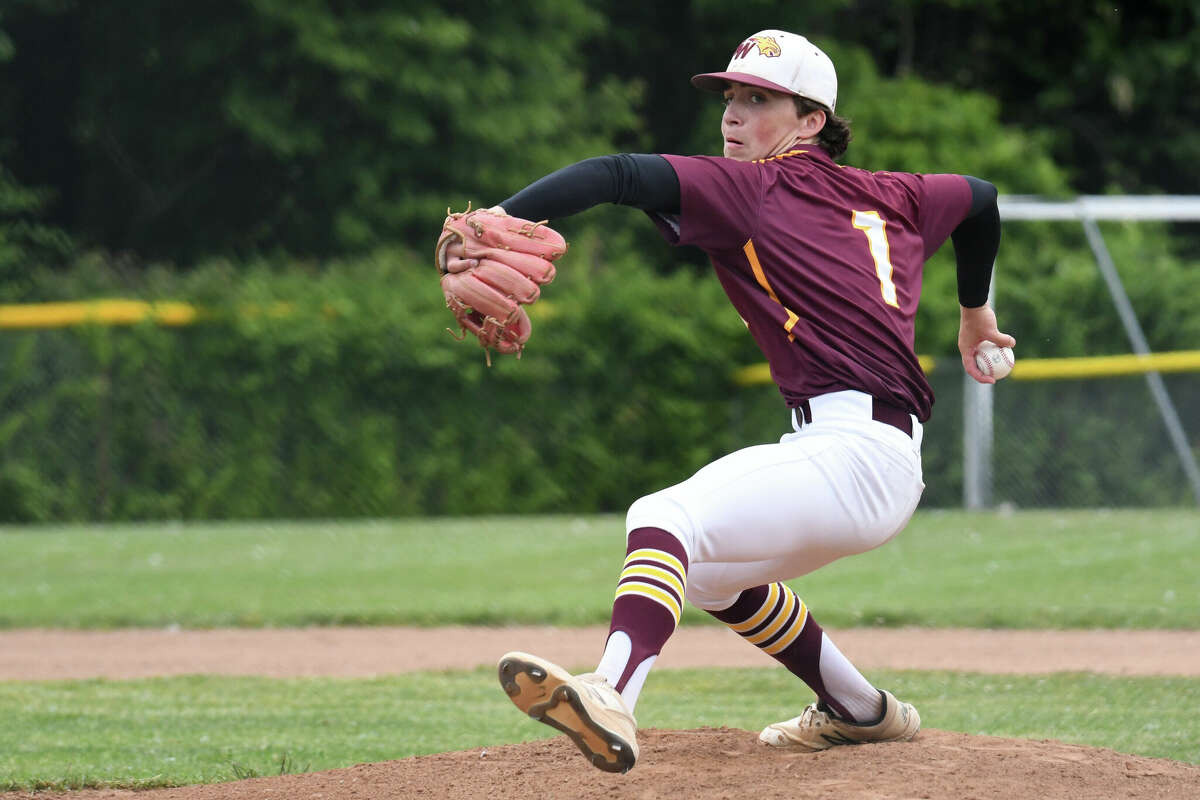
[732,366,1200,509]
[2,319,1199,521]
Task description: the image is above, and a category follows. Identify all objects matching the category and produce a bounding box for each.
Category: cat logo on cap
[732,35,782,60]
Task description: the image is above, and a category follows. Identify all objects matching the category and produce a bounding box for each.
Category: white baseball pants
[625,390,925,611]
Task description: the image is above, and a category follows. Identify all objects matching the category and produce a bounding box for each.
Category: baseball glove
[435,205,567,361]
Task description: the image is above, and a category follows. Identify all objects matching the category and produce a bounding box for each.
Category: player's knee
[683,581,740,612]
[625,491,697,558]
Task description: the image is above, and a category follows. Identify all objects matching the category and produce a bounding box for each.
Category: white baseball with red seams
[974,341,1015,379]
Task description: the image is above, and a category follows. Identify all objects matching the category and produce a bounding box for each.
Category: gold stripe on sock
[762,599,809,655]
[619,564,685,599]
[615,581,682,623]
[624,548,687,583]
[727,582,781,634]
[744,585,797,646]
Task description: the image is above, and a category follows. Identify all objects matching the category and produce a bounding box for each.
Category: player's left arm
[500,154,680,220]
[442,155,679,273]
[952,176,1016,384]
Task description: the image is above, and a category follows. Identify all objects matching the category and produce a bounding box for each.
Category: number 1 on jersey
[852,210,900,308]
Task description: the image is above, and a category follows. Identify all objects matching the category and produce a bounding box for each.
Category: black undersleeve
[952,176,1001,308]
[499,154,680,222]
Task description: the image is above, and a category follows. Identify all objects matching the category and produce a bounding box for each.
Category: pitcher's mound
[16,728,1199,800]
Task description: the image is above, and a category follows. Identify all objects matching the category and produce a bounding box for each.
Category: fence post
[963,368,994,509]
[963,272,998,510]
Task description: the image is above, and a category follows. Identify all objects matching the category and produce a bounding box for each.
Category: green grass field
[1,510,1198,790]
[0,674,510,791]
[1,670,1198,791]
[2,510,1197,629]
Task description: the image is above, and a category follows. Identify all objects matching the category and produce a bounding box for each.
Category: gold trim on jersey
[743,240,800,342]
[752,149,810,165]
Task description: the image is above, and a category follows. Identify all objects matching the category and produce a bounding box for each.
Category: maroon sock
[709,582,852,720]
[606,527,689,693]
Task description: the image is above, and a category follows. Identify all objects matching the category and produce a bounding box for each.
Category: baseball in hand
[974,341,1015,380]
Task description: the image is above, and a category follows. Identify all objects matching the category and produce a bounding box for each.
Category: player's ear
[802,108,826,135]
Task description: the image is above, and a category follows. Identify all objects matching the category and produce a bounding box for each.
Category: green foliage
[886,1,1200,195]
[0,246,760,521]
[0,2,1195,519]
[2,0,1193,267]
[3,200,1199,521]
[0,5,72,288]
[0,0,641,260]
[0,154,73,297]
[995,219,1200,357]
[602,1,1200,198]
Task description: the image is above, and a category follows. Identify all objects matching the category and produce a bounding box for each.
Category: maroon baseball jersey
[650,145,971,422]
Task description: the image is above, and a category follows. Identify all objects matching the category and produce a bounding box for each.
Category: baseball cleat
[497,651,639,773]
[758,689,920,751]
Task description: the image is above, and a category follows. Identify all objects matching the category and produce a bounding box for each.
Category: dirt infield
[5,626,1200,800]
[5,625,1200,679]
[9,729,1200,800]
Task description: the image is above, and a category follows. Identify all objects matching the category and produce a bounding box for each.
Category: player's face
[721,83,806,161]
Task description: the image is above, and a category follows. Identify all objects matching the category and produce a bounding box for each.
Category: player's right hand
[958,304,1016,384]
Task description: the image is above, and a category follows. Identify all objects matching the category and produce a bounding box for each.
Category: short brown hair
[793,97,851,159]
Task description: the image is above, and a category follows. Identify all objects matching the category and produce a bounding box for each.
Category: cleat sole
[497,654,635,774]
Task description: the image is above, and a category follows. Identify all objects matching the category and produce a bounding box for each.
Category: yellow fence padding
[4,299,1199,382]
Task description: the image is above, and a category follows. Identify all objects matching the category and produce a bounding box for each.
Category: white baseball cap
[691,29,838,112]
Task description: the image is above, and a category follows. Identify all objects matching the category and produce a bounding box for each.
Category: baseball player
[442,29,1014,773]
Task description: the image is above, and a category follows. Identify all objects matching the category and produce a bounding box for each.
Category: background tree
[2,0,1194,265]
[0,0,640,261]
[1,1,1197,519]
[588,0,1200,195]
[861,0,1200,196]
[0,0,73,297]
